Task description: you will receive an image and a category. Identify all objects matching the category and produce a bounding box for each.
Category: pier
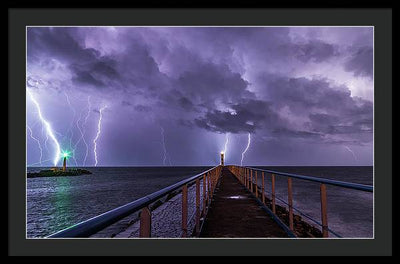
[200,167,288,237]
[47,164,373,238]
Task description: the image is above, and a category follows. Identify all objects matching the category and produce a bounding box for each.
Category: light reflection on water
[27,166,211,238]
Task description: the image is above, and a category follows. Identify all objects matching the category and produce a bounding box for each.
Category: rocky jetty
[27,168,92,178]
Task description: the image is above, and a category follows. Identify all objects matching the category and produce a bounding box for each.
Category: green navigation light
[61,151,70,159]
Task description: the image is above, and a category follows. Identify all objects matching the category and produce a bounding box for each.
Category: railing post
[210,171,213,194]
[249,169,252,191]
[214,169,217,189]
[245,169,247,187]
[211,171,214,194]
[255,171,258,197]
[213,169,216,191]
[202,174,206,216]
[195,178,200,235]
[288,177,294,231]
[208,173,211,200]
[271,173,276,214]
[248,169,250,189]
[250,170,253,193]
[139,206,151,237]
[182,184,188,237]
[211,172,213,193]
[262,172,265,204]
[244,169,246,187]
[206,173,209,202]
[320,184,329,238]
[246,169,248,188]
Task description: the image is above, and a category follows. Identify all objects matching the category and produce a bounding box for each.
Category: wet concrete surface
[200,168,288,238]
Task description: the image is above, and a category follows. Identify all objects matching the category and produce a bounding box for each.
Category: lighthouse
[62,156,67,172]
[220,152,224,166]
[61,152,69,172]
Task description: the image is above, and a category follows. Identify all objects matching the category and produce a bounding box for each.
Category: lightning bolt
[223,133,229,157]
[27,125,43,166]
[82,96,91,166]
[27,89,61,166]
[241,133,251,166]
[71,96,91,166]
[73,111,88,165]
[73,112,83,147]
[344,146,357,161]
[160,127,168,166]
[93,105,107,167]
[41,123,50,154]
[63,92,79,166]
[64,91,76,150]
[28,159,52,167]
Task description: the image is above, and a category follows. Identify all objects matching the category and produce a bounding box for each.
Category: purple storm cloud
[26,27,373,166]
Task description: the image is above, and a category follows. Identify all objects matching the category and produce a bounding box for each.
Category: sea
[26,166,373,238]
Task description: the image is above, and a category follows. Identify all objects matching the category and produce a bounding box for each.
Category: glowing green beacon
[61,151,70,172]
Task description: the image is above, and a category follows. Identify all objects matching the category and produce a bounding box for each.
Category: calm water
[27,166,373,238]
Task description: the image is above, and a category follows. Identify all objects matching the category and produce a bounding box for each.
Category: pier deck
[200,167,288,238]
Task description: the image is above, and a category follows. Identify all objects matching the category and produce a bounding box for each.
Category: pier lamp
[220,151,224,166]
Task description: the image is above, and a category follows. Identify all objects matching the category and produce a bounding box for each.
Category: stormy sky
[26,27,373,167]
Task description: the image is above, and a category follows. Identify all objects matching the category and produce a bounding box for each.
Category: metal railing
[226,165,373,238]
[48,166,222,238]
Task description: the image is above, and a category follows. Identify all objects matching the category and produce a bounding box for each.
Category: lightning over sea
[27,89,61,166]
[241,133,251,166]
[93,105,107,167]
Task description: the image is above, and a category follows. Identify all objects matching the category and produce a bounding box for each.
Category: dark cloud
[178,97,194,111]
[70,64,106,87]
[68,57,122,90]
[27,27,99,64]
[344,46,373,78]
[279,40,337,63]
[28,27,167,94]
[121,100,152,112]
[262,75,360,113]
[271,127,324,139]
[134,105,152,112]
[295,41,337,63]
[121,100,132,106]
[176,62,253,109]
[90,59,120,79]
[194,99,280,134]
[308,113,340,125]
[255,74,373,144]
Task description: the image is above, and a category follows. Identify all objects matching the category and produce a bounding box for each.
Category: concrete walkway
[200,167,288,238]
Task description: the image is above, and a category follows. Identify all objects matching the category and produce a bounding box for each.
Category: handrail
[263,188,342,237]
[245,167,373,192]
[48,166,219,238]
[227,165,372,238]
